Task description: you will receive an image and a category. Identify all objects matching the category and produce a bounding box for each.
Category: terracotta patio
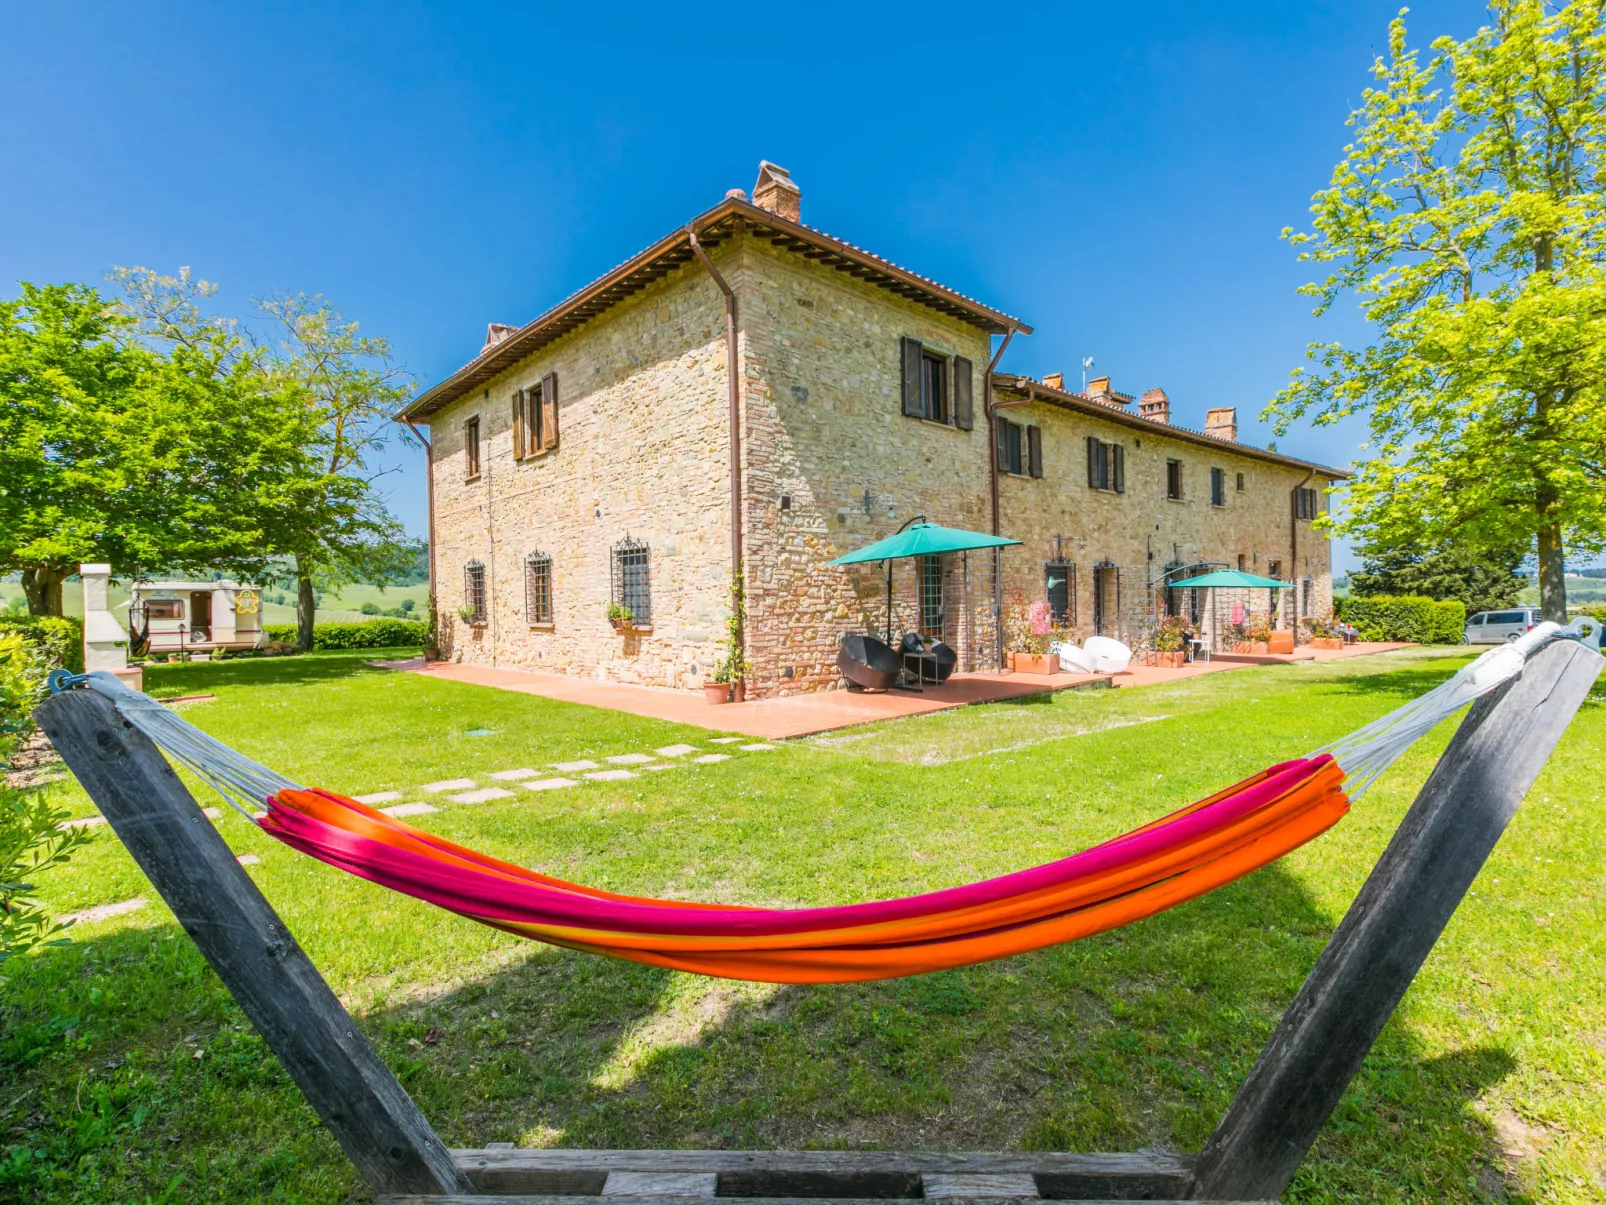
[375,642,1412,741]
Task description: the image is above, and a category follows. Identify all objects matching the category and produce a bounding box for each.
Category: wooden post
[35,689,471,1198]
[1188,638,1602,1200]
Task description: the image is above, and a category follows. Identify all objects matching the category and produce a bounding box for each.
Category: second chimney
[752,161,801,223]
[1043,372,1065,391]
[1205,407,1238,442]
[1138,388,1170,424]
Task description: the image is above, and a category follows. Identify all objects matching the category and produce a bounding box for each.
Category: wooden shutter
[996,415,1010,471]
[540,372,559,451]
[901,337,924,418]
[1027,425,1043,478]
[1112,444,1126,493]
[511,389,526,459]
[952,356,973,430]
[1086,436,1099,488]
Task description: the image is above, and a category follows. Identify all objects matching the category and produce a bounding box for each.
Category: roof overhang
[992,375,1351,479]
[400,197,1031,422]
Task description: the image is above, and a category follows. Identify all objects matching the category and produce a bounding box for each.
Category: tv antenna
[1081,357,1095,392]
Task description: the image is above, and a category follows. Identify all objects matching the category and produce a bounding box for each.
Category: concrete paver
[584,769,638,782]
[552,760,600,772]
[447,787,516,804]
[489,768,540,781]
[523,777,579,791]
[421,777,477,793]
[354,791,402,804]
[381,802,439,818]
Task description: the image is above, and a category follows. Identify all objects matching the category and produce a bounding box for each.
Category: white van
[1464,607,1541,644]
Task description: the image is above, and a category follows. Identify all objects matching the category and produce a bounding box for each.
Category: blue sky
[2,1,1490,574]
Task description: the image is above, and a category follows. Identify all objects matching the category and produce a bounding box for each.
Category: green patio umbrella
[1166,569,1293,652]
[826,520,1022,645]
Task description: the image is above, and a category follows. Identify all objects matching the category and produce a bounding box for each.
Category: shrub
[0,634,46,759]
[1336,595,1464,643]
[0,615,84,674]
[262,619,426,650]
[1578,602,1606,624]
[359,601,381,615]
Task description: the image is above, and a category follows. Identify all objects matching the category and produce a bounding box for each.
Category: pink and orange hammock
[76,629,1558,984]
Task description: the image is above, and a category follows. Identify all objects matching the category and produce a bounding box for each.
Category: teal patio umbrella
[1167,569,1293,650]
[826,519,1022,645]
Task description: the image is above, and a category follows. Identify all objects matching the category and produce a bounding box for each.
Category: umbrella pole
[886,560,893,646]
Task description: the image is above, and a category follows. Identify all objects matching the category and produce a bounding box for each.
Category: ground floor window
[1045,562,1076,625]
[462,560,487,625]
[1301,576,1313,617]
[917,555,944,639]
[525,551,553,624]
[1092,563,1120,636]
[611,538,651,626]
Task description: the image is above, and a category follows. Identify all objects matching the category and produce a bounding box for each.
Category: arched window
[462,560,487,625]
[525,551,553,625]
[610,537,651,626]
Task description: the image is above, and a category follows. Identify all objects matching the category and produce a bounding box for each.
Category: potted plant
[714,571,750,700]
[1304,614,1344,650]
[705,663,732,705]
[1154,615,1188,668]
[1004,601,1059,675]
[458,604,484,627]
[606,602,633,631]
[1246,610,1273,655]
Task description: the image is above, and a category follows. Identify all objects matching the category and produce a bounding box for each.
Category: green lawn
[2,648,1603,1203]
[0,580,427,626]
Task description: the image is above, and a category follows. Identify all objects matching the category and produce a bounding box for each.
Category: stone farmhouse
[400,162,1345,697]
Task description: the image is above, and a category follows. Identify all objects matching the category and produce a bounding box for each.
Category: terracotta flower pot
[1011,652,1059,675]
[1311,636,1344,650]
[1249,641,1270,655]
[1267,632,1295,655]
[704,682,731,705]
[1156,651,1185,668]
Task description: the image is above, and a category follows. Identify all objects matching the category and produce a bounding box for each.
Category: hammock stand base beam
[32,638,1600,1203]
[34,688,473,1200]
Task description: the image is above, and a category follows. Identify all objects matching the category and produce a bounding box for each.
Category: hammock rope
[62,623,1592,984]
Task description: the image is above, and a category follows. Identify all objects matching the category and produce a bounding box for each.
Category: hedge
[262,619,427,650]
[1335,595,1465,643]
[0,615,84,674]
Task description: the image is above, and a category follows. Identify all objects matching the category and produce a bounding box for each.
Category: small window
[1086,437,1125,492]
[1166,459,1184,501]
[524,551,553,624]
[1296,486,1320,519]
[997,418,1024,475]
[146,599,182,619]
[512,383,542,459]
[1301,576,1313,614]
[611,537,651,626]
[920,353,948,424]
[1211,467,1226,507]
[1045,562,1076,625]
[1237,553,1248,571]
[462,560,487,625]
[1235,472,1245,492]
[464,416,482,479]
[1268,560,1283,581]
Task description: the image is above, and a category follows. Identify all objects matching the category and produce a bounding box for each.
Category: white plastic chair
[1049,640,1098,674]
[1083,636,1133,674]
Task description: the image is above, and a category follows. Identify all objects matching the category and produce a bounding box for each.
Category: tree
[256,294,416,651]
[1267,1,1606,622]
[0,279,308,614]
[1351,538,1527,613]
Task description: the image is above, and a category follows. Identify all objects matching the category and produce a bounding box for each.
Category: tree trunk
[296,566,316,653]
[21,567,67,616]
[1536,522,1567,623]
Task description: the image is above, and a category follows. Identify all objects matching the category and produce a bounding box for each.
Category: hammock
[65,624,1586,984]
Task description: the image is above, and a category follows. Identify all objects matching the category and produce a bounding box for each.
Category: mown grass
[2,647,1603,1203]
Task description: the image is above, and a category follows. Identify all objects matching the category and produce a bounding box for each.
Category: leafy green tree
[1351,539,1526,614]
[256,294,417,651]
[1268,1,1606,621]
[0,279,307,614]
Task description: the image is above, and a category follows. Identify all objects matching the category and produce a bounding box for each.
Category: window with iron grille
[917,554,944,639]
[525,551,553,624]
[462,560,487,625]
[1045,562,1076,625]
[1211,467,1226,507]
[611,538,651,626]
[1302,576,1313,615]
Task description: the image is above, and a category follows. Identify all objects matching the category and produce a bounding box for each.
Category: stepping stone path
[63,897,147,926]
[381,802,438,818]
[344,735,785,817]
[58,816,106,830]
[448,787,516,804]
[237,854,261,866]
[202,807,223,819]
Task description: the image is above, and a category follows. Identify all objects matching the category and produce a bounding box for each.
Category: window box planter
[1009,652,1059,675]
[1155,651,1186,669]
[609,619,652,634]
[1267,632,1296,655]
[1310,636,1344,650]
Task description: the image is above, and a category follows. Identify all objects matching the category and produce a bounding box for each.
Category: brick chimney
[1138,388,1170,424]
[1205,407,1238,442]
[483,323,517,353]
[1043,372,1065,391]
[752,161,801,223]
[1086,375,1111,396]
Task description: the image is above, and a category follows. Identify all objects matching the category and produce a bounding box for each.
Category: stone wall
[732,238,997,695]
[427,260,735,687]
[993,396,1335,650]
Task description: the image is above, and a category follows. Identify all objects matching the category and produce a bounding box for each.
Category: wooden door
[190,591,213,640]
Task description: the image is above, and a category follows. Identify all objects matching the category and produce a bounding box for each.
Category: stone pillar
[80,564,142,691]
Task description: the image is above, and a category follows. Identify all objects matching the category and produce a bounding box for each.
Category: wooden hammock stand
[35,640,1602,1205]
